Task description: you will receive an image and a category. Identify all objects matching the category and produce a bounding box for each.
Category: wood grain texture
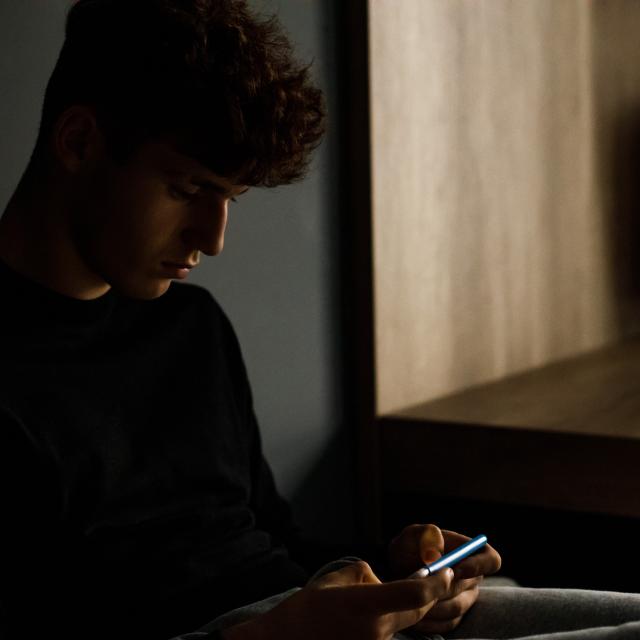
[392,336,640,439]
[369,0,640,414]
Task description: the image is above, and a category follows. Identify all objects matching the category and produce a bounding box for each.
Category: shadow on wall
[592,2,640,336]
[604,107,640,334]
[284,0,358,548]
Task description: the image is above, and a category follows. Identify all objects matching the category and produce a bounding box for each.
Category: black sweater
[0,258,316,638]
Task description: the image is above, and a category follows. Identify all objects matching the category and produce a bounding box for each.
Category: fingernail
[445,568,454,579]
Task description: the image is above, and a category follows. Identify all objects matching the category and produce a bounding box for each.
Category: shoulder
[149,282,241,346]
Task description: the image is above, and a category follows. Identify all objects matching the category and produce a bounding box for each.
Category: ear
[53,104,105,175]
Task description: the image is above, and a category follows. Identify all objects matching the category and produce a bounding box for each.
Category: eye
[169,185,199,201]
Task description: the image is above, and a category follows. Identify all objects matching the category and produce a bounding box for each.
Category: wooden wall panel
[369,0,640,415]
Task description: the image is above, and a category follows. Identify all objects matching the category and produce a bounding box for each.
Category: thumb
[421,548,441,564]
[314,560,381,588]
[419,526,444,565]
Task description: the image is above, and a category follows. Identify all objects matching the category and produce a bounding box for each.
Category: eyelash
[170,186,237,203]
[170,186,197,200]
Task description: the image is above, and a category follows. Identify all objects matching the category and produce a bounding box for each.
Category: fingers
[365,569,453,615]
[272,561,456,640]
[422,580,480,620]
[316,562,454,615]
[414,582,480,634]
[417,524,445,564]
[452,547,501,580]
[374,569,455,634]
[314,560,382,587]
[392,523,444,556]
[415,614,464,635]
[435,575,481,603]
[441,529,471,550]
[389,523,444,577]
[389,525,502,582]
[440,530,501,580]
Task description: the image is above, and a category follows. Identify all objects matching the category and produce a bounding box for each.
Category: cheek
[77,164,188,262]
[102,185,181,253]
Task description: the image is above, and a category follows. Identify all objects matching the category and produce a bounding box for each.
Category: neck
[0,171,111,300]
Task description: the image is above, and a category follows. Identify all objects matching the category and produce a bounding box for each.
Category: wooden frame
[343,0,640,543]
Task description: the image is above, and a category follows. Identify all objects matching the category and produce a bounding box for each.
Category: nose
[181,198,228,256]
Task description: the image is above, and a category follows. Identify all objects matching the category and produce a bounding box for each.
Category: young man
[0,1,499,638]
[2,2,639,640]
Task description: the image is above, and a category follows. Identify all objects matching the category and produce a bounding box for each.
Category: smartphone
[409,534,488,578]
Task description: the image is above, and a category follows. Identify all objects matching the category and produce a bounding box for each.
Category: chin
[110,276,173,300]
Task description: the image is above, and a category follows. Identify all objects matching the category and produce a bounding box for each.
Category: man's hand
[222,560,454,640]
[388,524,502,635]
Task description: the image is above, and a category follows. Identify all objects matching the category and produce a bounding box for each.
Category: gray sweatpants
[171,562,640,640]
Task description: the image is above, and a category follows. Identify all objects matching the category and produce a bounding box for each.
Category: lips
[163,261,198,269]
[161,262,196,279]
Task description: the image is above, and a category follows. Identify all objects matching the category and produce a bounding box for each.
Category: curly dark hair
[31,0,326,187]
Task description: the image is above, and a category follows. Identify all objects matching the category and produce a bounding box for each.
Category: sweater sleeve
[214,298,390,581]
[213,305,304,553]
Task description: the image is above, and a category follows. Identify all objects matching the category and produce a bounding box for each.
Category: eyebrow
[191,178,250,197]
[166,170,249,197]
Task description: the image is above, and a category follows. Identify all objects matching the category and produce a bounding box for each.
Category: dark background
[2,0,639,594]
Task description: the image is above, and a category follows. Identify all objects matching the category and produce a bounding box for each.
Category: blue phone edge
[409,534,488,578]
